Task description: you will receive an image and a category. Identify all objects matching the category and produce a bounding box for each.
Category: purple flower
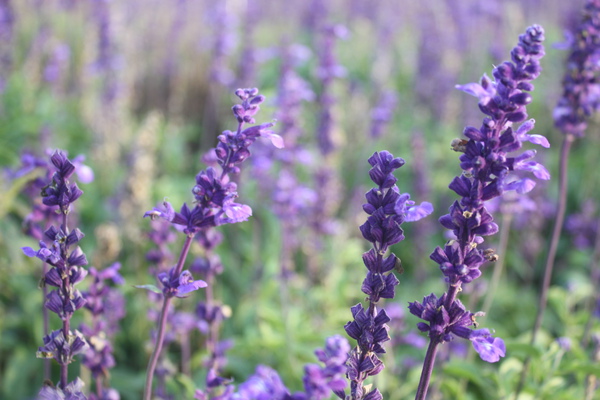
[23,226,87,270]
[217,89,283,173]
[396,194,434,222]
[554,0,600,137]
[21,150,91,390]
[145,89,279,235]
[81,263,125,394]
[556,336,572,352]
[315,24,347,155]
[234,365,290,400]
[295,335,350,400]
[37,329,89,365]
[142,88,281,399]
[37,378,88,400]
[470,332,506,363]
[158,268,207,298]
[435,25,547,287]
[370,90,398,139]
[409,295,505,363]
[430,241,485,284]
[40,151,84,212]
[345,150,431,399]
[413,26,547,398]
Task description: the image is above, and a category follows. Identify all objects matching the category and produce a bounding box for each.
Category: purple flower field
[2,0,600,399]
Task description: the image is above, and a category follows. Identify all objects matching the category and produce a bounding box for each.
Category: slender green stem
[532,134,574,341]
[515,133,574,398]
[143,296,173,400]
[143,235,194,400]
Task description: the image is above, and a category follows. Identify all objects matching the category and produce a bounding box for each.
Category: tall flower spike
[413,25,547,400]
[21,150,90,392]
[141,88,280,400]
[515,3,600,396]
[554,0,600,137]
[342,151,431,400]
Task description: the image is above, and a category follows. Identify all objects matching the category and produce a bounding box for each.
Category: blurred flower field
[1,0,600,399]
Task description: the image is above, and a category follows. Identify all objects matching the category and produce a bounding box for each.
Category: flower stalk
[412,25,547,399]
[140,88,282,399]
[22,151,90,397]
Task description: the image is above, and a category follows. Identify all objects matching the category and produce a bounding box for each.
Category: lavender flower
[157,268,208,298]
[0,0,14,92]
[192,227,232,393]
[369,90,397,139]
[554,0,600,137]
[206,2,236,86]
[343,151,431,400]
[37,378,88,400]
[81,263,125,399]
[565,200,598,249]
[194,336,348,400]
[22,150,90,391]
[91,0,120,104]
[141,88,280,400]
[194,365,289,400]
[295,335,350,400]
[515,3,600,395]
[412,25,547,400]
[15,150,92,381]
[315,24,347,155]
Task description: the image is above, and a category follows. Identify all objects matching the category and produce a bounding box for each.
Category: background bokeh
[1,0,599,399]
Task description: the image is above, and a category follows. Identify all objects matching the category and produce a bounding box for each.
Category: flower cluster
[193,335,349,400]
[141,88,282,400]
[38,378,88,400]
[22,151,90,396]
[145,89,282,235]
[296,335,350,400]
[411,25,547,388]
[370,90,397,139]
[409,294,505,362]
[315,24,347,155]
[343,151,431,400]
[554,0,600,137]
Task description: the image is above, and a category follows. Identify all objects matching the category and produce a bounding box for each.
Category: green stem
[143,235,194,400]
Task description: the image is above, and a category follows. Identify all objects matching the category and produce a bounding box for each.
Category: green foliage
[2,1,600,400]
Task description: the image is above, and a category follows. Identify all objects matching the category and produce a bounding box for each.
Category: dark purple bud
[509,92,532,106]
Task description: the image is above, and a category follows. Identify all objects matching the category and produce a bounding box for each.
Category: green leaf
[0,169,43,219]
[133,284,162,294]
[442,360,488,389]
[561,362,600,376]
[505,342,543,358]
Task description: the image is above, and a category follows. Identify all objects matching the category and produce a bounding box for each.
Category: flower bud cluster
[144,89,282,236]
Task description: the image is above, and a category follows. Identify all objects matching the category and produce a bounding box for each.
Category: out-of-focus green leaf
[505,342,543,358]
[560,362,600,376]
[442,360,488,390]
[0,169,43,218]
[133,284,162,294]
